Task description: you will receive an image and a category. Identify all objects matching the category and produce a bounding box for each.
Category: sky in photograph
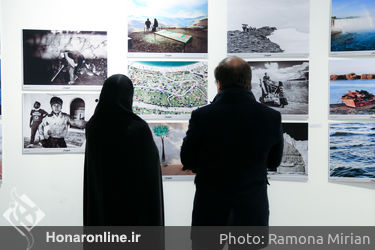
[129,0,208,19]
[330,59,375,74]
[332,0,375,18]
[227,0,309,33]
[250,62,309,82]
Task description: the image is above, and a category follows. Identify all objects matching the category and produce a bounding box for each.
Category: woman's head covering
[96,74,134,113]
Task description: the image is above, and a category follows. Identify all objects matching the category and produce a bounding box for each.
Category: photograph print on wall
[330,122,375,180]
[23,93,99,154]
[128,61,208,119]
[331,0,375,54]
[23,29,107,89]
[149,122,194,178]
[248,60,309,117]
[227,0,310,57]
[330,59,375,117]
[128,0,208,55]
[268,122,308,179]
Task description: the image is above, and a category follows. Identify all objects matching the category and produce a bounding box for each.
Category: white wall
[0,0,374,226]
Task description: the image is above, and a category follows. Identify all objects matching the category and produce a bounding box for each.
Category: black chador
[84,74,164,226]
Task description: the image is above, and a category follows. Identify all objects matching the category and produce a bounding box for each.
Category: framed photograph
[128,0,208,57]
[330,122,375,181]
[248,60,309,119]
[0,32,2,116]
[330,0,375,56]
[23,29,107,90]
[268,122,308,180]
[227,0,310,58]
[149,122,194,180]
[329,59,375,118]
[23,93,99,154]
[0,125,2,184]
[128,61,208,119]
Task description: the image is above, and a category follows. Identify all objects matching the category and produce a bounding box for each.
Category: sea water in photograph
[330,81,375,115]
[330,122,375,179]
[331,0,375,52]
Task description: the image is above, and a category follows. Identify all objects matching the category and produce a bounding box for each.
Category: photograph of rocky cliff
[227,0,309,56]
[23,29,107,88]
[268,122,308,179]
[248,61,309,116]
[330,59,375,116]
[331,0,375,53]
[128,0,208,54]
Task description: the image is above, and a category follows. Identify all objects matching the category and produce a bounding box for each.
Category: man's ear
[217,81,222,92]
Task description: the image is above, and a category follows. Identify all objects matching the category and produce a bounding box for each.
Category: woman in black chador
[84,74,164,226]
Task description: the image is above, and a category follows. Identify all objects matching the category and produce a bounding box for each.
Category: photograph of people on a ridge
[128,0,208,54]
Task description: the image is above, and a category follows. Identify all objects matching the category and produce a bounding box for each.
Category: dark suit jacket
[180,87,283,226]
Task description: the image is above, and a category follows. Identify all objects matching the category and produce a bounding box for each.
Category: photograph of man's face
[51,103,62,114]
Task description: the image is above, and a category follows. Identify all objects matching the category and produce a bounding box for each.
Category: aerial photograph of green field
[128,61,208,119]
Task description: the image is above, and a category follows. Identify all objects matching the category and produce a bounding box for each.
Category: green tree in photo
[153,125,169,166]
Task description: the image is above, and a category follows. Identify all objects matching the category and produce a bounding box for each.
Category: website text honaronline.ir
[46,231,141,243]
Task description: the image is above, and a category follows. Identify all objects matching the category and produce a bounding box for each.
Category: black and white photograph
[23,93,99,154]
[248,61,309,117]
[149,122,194,178]
[23,29,107,90]
[268,122,308,179]
[227,0,310,57]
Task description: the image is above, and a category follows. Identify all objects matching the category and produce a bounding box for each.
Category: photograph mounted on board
[23,29,107,88]
[330,59,375,116]
[331,0,375,54]
[227,0,310,57]
[128,0,208,54]
[149,123,194,178]
[0,32,2,116]
[128,61,208,119]
[330,122,375,180]
[23,93,99,154]
[0,125,2,183]
[248,61,309,116]
[268,122,308,179]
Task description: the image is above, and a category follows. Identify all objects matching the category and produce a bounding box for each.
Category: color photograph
[0,32,2,116]
[330,122,375,180]
[331,0,375,53]
[248,61,309,116]
[128,0,208,54]
[23,29,107,89]
[268,122,308,179]
[149,122,194,177]
[128,61,208,119]
[0,125,2,184]
[330,59,375,116]
[23,93,99,154]
[227,0,310,56]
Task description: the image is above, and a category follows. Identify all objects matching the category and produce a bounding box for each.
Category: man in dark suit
[181,56,283,226]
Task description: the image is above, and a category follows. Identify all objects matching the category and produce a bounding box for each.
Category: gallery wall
[0,0,374,226]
